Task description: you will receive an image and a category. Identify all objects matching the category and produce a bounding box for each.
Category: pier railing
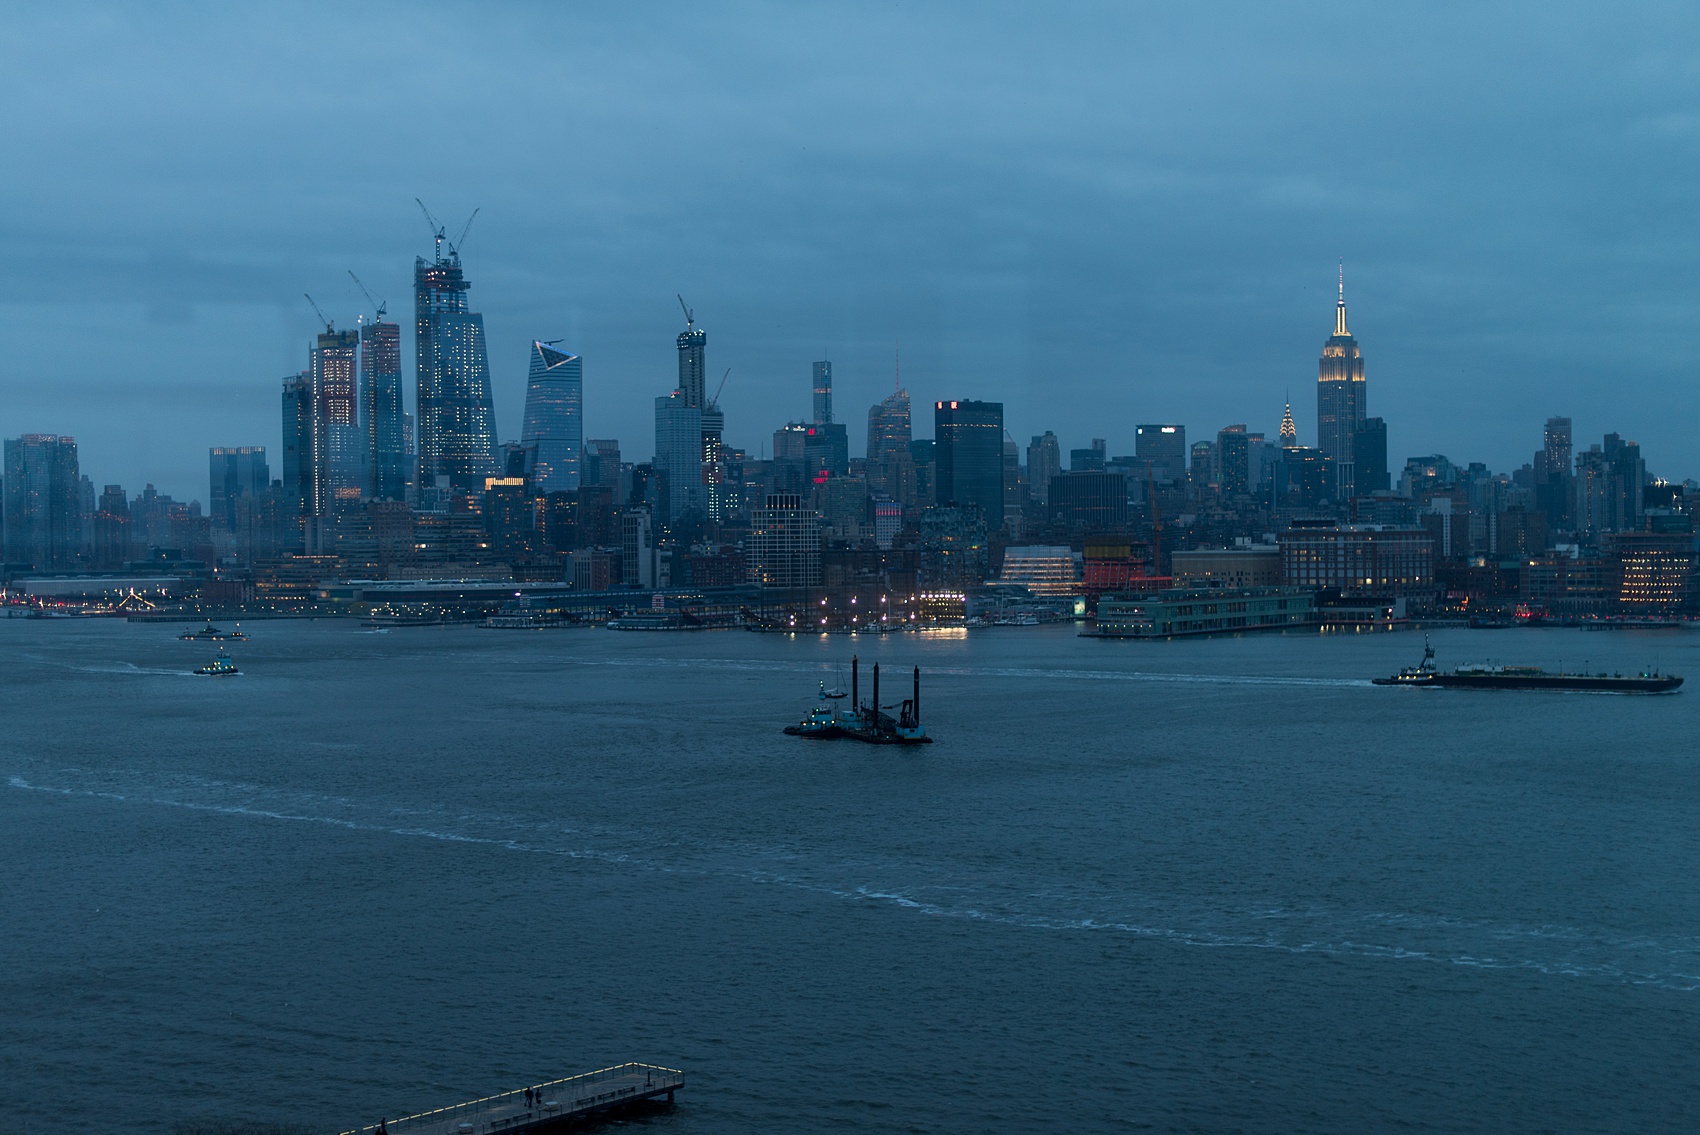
[339,1062,684,1135]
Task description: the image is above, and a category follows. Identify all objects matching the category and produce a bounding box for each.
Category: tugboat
[194,649,240,677]
[1373,638,1681,693]
[225,624,249,640]
[178,621,225,641]
[782,681,851,738]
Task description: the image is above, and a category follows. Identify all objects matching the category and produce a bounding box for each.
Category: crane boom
[712,367,732,405]
[346,271,387,320]
[677,294,694,328]
[454,208,480,255]
[303,293,332,333]
[415,197,446,259]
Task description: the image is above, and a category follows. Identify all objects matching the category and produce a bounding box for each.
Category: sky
[2,2,1699,502]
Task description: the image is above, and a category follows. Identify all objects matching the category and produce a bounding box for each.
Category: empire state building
[1316,264,1365,498]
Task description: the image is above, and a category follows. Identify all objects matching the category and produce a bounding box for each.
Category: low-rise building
[1086,586,1314,638]
[1278,525,1434,598]
[1171,545,1281,589]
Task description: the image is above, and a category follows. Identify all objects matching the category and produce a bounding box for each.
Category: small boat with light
[195,649,240,677]
[783,681,851,738]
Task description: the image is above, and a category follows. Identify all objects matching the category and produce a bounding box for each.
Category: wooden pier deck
[339,1062,684,1135]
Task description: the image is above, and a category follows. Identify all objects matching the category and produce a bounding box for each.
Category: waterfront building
[1090,586,1314,638]
[1135,424,1187,486]
[1027,432,1061,505]
[310,327,362,511]
[520,341,583,494]
[748,493,823,587]
[3,434,83,569]
[1278,525,1434,598]
[866,388,914,503]
[1520,552,1612,617]
[1084,537,1164,595]
[415,247,499,492]
[1171,545,1282,588]
[1605,531,1695,614]
[934,400,1004,524]
[994,545,1081,596]
[1317,265,1366,499]
[359,317,407,502]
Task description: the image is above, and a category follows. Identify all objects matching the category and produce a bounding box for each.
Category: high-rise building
[311,327,362,510]
[1354,417,1390,494]
[654,391,704,524]
[1544,417,1573,476]
[934,399,1004,524]
[748,493,822,587]
[359,317,407,502]
[812,360,833,424]
[702,403,727,523]
[1279,403,1297,447]
[209,447,270,534]
[1027,432,1061,505]
[866,389,914,502]
[677,309,707,408]
[3,434,83,569]
[415,246,498,492]
[1217,425,1250,496]
[280,372,313,546]
[1135,424,1187,485]
[804,424,849,480]
[1316,265,1366,499]
[521,341,584,494]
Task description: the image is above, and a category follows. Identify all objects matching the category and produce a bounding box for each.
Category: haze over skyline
[3,2,1698,500]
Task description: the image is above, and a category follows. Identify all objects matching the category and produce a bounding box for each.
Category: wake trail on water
[581,656,1370,689]
[10,772,1696,992]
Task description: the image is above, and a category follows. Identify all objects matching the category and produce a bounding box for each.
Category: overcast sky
[2,2,1699,501]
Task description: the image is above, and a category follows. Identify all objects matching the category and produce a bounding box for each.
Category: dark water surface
[4,619,1699,1133]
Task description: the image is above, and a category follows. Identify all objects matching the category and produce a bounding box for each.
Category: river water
[3,618,1698,1133]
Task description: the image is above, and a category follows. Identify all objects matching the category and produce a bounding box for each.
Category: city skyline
[4,5,1700,499]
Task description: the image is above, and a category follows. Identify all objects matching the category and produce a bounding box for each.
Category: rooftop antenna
[677,294,695,329]
[454,208,480,256]
[415,198,446,260]
[347,270,387,320]
[303,293,333,334]
[895,338,901,394]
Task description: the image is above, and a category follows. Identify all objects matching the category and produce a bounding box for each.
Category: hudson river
[4,619,1699,1133]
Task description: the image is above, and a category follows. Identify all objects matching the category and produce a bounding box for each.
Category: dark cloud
[2,2,1697,499]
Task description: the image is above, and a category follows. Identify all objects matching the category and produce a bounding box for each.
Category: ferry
[1373,639,1681,693]
[194,649,240,677]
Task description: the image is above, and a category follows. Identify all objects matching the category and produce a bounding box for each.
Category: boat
[178,621,225,640]
[194,649,240,677]
[784,656,933,744]
[1373,638,1681,693]
[225,624,249,640]
[782,681,851,738]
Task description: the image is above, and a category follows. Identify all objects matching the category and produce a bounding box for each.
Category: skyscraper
[934,399,1004,525]
[1217,425,1250,495]
[1543,417,1573,476]
[654,391,704,524]
[1279,402,1297,447]
[281,371,313,547]
[1317,264,1366,498]
[1027,432,1061,505]
[360,316,407,502]
[521,341,584,493]
[3,434,82,569]
[812,360,833,424]
[415,247,498,492]
[209,447,270,533]
[1135,424,1187,485]
[1355,417,1390,493]
[677,309,706,409]
[866,388,913,501]
[312,327,362,509]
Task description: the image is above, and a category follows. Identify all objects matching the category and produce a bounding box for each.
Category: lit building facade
[654,392,704,524]
[3,434,83,569]
[1091,587,1315,638]
[415,251,499,492]
[812,359,832,424]
[994,545,1081,596]
[311,328,362,510]
[1027,432,1061,505]
[520,341,583,493]
[866,389,914,503]
[209,446,270,536]
[1278,525,1434,598]
[1316,267,1366,499]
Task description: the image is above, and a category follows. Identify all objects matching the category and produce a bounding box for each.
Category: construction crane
[415,197,446,259]
[677,294,694,329]
[347,270,387,320]
[711,367,732,406]
[454,208,480,256]
[303,293,333,334]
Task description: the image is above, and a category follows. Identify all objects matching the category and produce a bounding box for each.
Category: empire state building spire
[1335,258,1350,337]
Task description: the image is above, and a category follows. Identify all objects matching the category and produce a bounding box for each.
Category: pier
[339,1063,684,1135]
